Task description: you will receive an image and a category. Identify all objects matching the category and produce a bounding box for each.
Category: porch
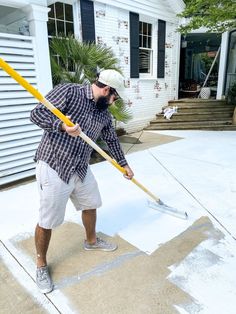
[145,98,236,130]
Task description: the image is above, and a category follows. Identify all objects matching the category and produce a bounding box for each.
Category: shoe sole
[37,285,54,294]
[84,246,118,252]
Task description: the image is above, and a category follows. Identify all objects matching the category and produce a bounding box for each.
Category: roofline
[165,0,185,14]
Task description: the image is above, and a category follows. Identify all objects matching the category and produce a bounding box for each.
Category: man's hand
[123,165,134,180]
[61,117,81,137]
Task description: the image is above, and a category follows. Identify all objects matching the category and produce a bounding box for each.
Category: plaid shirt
[30,83,128,183]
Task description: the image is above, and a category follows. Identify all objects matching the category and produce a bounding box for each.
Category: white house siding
[0,33,43,185]
[0,1,51,186]
[165,22,181,102]
[94,0,181,132]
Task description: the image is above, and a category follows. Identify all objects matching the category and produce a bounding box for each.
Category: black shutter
[80,0,95,42]
[157,20,166,78]
[129,12,139,78]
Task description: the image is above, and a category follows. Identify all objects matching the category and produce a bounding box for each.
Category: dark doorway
[179,33,221,99]
[225,30,236,95]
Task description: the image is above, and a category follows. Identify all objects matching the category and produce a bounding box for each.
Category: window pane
[68,59,75,72]
[143,36,147,48]
[55,2,64,20]
[138,21,152,73]
[58,56,64,67]
[48,19,56,36]
[66,22,74,36]
[139,21,152,49]
[139,49,151,73]
[57,20,65,36]
[65,4,73,21]
[143,23,148,35]
[48,4,54,18]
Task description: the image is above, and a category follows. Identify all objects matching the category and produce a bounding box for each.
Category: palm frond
[109,99,132,123]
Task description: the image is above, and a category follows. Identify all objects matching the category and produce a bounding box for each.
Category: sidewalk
[119,130,181,154]
[1,130,236,314]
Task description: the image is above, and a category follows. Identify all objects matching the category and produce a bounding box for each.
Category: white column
[73,0,82,40]
[175,30,181,100]
[24,4,52,96]
[217,32,229,100]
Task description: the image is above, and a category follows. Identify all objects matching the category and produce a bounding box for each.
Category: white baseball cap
[98,69,125,99]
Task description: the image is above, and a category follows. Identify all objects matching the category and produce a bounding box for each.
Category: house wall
[0,0,52,186]
[94,0,181,132]
[0,1,52,94]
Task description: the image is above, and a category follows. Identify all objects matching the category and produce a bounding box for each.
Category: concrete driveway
[1,130,236,314]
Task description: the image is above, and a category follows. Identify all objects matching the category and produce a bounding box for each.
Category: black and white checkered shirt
[30,83,128,183]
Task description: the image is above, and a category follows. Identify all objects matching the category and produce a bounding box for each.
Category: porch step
[166,101,233,109]
[172,107,234,114]
[154,112,233,122]
[168,98,226,104]
[145,99,236,131]
[146,121,236,130]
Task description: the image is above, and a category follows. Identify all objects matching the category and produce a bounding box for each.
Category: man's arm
[30,84,71,132]
[100,119,134,179]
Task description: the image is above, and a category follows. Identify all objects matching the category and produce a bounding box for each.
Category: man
[30,69,134,294]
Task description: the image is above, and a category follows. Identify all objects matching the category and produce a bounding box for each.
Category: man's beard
[95,96,110,111]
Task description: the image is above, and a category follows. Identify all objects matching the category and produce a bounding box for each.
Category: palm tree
[49,35,132,124]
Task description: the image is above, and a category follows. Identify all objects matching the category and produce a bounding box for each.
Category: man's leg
[35,224,51,267]
[35,161,73,293]
[82,209,97,244]
[70,167,117,251]
[35,224,53,294]
[82,208,117,252]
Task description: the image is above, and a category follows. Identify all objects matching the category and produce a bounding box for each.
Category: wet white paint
[88,149,204,253]
[0,241,59,313]
[0,182,39,239]
[169,236,236,314]
[148,130,236,238]
[1,239,78,314]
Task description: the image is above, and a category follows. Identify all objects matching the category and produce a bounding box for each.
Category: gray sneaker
[84,237,117,252]
[36,266,53,294]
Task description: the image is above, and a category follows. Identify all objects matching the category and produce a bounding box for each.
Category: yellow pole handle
[0,57,160,202]
[0,58,44,102]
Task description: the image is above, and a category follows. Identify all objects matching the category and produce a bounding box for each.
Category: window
[48,2,74,37]
[130,12,156,78]
[139,22,152,74]
[48,2,75,72]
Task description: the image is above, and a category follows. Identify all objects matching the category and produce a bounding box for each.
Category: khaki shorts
[36,161,102,229]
